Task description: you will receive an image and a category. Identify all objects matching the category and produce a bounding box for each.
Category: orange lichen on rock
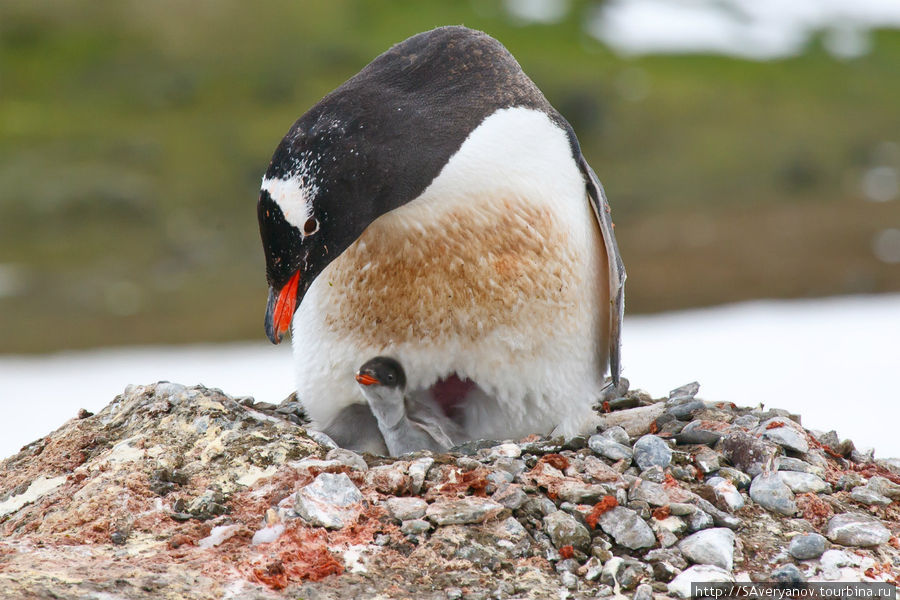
[652,506,671,521]
[765,421,785,430]
[246,527,344,589]
[795,492,834,529]
[558,545,574,559]
[538,454,570,472]
[585,496,618,529]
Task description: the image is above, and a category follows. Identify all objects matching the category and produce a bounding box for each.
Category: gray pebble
[544,510,591,552]
[597,506,657,549]
[560,570,579,589]
[589,434,634,462]
[777,471,831,494]
[678,527,735,571]
[386,497,427,521]
[601,425,631,446]
[759,421,809,454]
[850,486,892,506]
[294,472,363,529]
[399,519,432,535]
[749,472,797,516]
[677,420,731,445]
[686,509,714,532]
[866,475,900,499]
[667,400,706,420]
[788,533,826,560]
[824,513,891,547]
[633,583,654,600]
[425,497,504,526]
[668,381,700,403]
[771,563,806,583]
[717,467,752,489]
[633,435,673,471]
[722,431,779,477]
[732,414,759,429]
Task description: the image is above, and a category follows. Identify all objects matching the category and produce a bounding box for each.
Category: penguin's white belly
[290,106,610,439]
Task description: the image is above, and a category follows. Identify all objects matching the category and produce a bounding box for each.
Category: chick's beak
[355,373,379,386]
[265,269,301,344]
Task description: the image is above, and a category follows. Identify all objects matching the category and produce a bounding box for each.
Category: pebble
[485,443,521,460]
[554,481,608,504]
[582,556,604,581]
[633,583,654,600]
[732,414,759,429]
[492,483,528,509]
[824,513,891,547]
[678,527,735,571]
[667,400,706,420]
[677,420,732,445]
[385,497,427,521]
[632,435,673,471]
[629,479,671,506]
[749,472,797,516]
[400,519,432,535]
[324,448,368,471]
[788,533,827,560]
[849,486,892,506]
[595,403,666,437]
[690,497,742,530]
[294,472,364,529]
[722,431,778,477]
[777,457,822,477]
[777,471,830,494]
[866,475,900,499]
[588,435,634,462]
[365,463,412,495]
[668,382,700,403]
[836,472,867,491]
[425,497,504,526]
[770,563,806,583]
[758,419,809,454]
[597,506,656,549]
[668,565,734,599]
[543,510,591,552]
[407,457,433,494]
[705,477,744,512]
[693,447,721,474]
[687,509,716,533]
[601,425,631,445]
[559,571,578,589]
[716,467,752,489]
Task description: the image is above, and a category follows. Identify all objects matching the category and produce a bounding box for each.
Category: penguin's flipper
[579,157,626,387]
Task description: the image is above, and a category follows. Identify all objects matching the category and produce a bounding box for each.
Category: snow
[0,294,898,460]
[586,0,900,60]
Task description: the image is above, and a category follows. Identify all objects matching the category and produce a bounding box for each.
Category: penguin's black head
[258,26,556,344]
[258,107,381,344]
[355,356,407,390]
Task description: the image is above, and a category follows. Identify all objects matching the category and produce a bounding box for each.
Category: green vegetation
[2,0,899,353]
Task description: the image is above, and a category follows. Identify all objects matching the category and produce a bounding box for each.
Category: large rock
[825,513,892,547]
[294,472,364,529]
[678,528,735,571]
[597,506,656,550]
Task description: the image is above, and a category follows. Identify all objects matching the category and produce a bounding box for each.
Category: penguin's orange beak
[355,373,379,386]
[265,270,301,344]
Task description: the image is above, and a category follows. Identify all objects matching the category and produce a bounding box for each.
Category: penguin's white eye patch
[303,217,319,236]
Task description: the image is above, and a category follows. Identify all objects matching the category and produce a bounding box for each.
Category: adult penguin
[258,26,625,454]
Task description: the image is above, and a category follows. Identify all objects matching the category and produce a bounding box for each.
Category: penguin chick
[355,356,461,456]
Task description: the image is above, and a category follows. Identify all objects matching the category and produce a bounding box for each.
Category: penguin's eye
[386,373,395,383]
[303,217,319,236]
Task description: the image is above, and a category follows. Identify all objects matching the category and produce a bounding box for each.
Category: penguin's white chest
[291,107,610,437]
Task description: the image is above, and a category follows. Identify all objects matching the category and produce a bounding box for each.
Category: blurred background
[1,0,898,456]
